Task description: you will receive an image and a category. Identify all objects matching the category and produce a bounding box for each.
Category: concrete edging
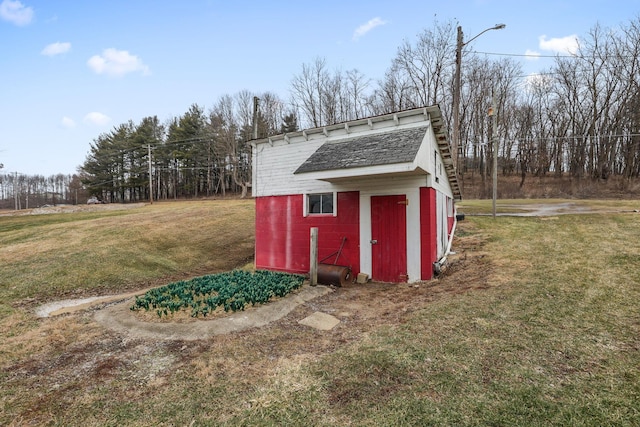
[93,284,333,340]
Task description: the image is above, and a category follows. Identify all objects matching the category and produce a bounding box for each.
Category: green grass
[1,199,639,426]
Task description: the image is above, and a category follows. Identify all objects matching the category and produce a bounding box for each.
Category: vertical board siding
[358,176,424,282]
[420,187,437,280]
[371,195,408,282]
[255,191,360,276]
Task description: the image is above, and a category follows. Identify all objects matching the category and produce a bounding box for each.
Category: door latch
[370,239,378,244]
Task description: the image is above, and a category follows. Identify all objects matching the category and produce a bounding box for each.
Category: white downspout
[433,207,458,276]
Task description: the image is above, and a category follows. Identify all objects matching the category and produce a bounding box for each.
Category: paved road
[465,202,638,216]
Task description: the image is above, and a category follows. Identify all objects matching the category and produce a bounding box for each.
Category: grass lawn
[1,199,639,426]
[0,200,255,305]
[311,212,640,426]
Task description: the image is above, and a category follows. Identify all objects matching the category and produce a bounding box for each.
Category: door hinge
[398,199,409,206]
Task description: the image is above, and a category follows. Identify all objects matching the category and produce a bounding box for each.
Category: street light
[451,24,506,172]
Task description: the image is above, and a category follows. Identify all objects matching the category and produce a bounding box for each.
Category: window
[306,192,334,215]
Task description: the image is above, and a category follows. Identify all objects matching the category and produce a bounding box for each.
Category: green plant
[130,270,305,317]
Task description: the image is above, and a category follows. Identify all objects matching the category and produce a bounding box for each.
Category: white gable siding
[252,110,440,198]
[252,138,330,197]
[428,137,455,200]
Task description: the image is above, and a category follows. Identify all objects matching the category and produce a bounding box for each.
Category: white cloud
[0,0,33,26]
[539,34,579,55]
[353,17,387,41]
[61,116,76,129]
[84,112,111,126]
[87,48,150,77]
[42,42,71,57]
[524,49,541,61]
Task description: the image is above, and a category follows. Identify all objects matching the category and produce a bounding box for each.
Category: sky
[1,0,638,176]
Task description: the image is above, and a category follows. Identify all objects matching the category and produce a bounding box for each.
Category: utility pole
[489,89,498,219]
[148,144,153,204]
[252,96,260,140]
[452,24,506,179]
[14,171,18,211]
[452,26,463,171]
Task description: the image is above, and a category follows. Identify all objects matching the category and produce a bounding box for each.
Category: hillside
[460,174,640,199]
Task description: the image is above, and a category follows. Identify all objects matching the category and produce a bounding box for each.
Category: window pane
[308,194,322,213]
[307,193,334,215]
[321,194,333,214]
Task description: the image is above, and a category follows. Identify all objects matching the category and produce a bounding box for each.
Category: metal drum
[317,263,351,287]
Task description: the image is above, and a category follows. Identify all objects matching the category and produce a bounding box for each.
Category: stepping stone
[298,311,340,330]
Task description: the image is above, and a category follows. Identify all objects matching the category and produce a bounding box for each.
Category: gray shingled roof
[294,126,427,174]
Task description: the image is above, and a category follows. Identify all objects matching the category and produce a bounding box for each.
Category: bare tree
[259,91,288,136]
[344,69,372,120]
[290,57,329,128]
[371,65,416,114]
[392,19,456,108]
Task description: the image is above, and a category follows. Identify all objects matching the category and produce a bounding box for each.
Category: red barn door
[371,195,407,282]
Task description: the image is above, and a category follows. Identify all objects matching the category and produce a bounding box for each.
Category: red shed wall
[420,187,437,280]
[255,191,360,275]
[447,197,455,236]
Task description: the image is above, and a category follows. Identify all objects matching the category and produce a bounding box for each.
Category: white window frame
[303,192,337,217]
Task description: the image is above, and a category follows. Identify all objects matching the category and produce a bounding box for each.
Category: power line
[507,133,640,141]
[472,50,580,59]
[472,50,640,61]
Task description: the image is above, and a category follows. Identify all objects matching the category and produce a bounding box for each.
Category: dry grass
[1,199,639,426]
[0,200,254,305]
[292,209,640,426]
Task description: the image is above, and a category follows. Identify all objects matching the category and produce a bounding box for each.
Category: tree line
[4,16,640,206]
[288,18,640,190]
[0,173,83,209]
[79,93,292,203]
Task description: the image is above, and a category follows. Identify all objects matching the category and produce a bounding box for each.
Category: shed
[251,105,461,283]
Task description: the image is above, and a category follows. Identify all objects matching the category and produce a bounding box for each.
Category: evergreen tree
[280,112,298,134]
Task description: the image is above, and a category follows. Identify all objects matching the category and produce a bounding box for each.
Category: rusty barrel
[317,263,351,287]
